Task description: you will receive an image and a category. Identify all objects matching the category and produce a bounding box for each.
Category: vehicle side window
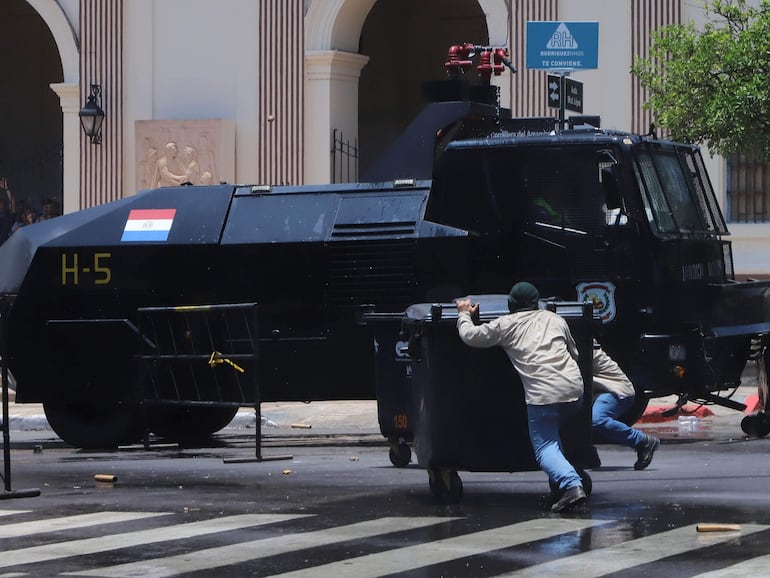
[521,149,608,235]
[429,144,621,236]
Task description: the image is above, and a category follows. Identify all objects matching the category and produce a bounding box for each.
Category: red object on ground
[743,394,761,414]
[638,404,715,423]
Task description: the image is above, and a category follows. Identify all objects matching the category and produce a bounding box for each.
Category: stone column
[49,83,81,214]
[305,50,369,185]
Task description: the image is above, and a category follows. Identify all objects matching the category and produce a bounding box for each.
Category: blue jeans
[526,396,584,492]
[592,392,645,449]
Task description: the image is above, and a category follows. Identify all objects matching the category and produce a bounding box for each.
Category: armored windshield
[633,144,728,237]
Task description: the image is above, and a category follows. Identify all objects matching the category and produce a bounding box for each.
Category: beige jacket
[456,308,583,405]
[592,347,635,398]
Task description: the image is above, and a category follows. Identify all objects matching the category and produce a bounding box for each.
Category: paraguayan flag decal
[121,208,177,242]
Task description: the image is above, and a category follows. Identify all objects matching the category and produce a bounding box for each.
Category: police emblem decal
[576,281,617,323]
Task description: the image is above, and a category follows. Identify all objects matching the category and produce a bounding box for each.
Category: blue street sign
[526,21,599,71]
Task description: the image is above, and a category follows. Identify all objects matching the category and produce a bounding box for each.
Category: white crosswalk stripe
[0,511,168,539]
[0,513,306,569]
[265,518,610,578]
[69,516,460,578]
[0,510,28,518]
[494,523,769,577]
[0,509,768,577]
[691,553,770,577]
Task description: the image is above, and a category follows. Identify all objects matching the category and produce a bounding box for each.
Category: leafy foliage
[631,0,770,160]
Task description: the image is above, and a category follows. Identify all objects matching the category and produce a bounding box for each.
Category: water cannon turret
[444,44,516,84]
[444,43,475,79]
[477,47,516,82]
[368,43,519,181]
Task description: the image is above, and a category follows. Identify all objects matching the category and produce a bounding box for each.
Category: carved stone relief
[135,119,234,190]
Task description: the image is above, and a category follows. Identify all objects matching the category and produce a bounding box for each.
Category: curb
[4,411,277,433]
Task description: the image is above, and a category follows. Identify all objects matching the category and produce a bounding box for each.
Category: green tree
[632,0,770,160]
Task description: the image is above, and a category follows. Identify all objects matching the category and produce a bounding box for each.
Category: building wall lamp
[79,84,105,144]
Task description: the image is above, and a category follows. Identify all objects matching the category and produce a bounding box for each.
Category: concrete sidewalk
[2,378,762,440]
[2,393,381,434]
[1,396,383,451]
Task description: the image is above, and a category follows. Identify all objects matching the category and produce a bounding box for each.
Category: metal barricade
[136,302,290,462]
[0,297,40,500]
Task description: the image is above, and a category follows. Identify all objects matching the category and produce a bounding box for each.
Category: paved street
[2,432,770,577]
[2,380,770,576]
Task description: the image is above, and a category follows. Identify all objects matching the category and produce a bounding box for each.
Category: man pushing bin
[455,281,589,512]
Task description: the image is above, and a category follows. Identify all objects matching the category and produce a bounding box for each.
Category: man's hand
[455,298,479,316]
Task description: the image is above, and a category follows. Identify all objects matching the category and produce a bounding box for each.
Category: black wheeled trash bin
[402,294,600,503]
[362,309,417,468]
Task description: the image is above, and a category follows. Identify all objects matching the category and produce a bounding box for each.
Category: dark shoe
[550,485,587,512]
[634,435,660,470]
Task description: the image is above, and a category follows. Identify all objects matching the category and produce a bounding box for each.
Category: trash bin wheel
[428,467,463,504]
[388,440,412,467]
[741,413,770,438]
[549,469,592,498]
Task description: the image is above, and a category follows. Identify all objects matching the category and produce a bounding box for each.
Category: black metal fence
[331,129,359,184]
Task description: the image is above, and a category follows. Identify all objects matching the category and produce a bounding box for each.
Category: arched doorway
[357,0,489,178]
[0,0,64,232]
[305,0,506,184]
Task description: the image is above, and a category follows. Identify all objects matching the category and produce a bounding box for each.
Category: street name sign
[526,21,599,71]
[564,76,583,113]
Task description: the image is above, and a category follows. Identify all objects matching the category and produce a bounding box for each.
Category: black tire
[740,415,757,437]
[43,402,144,449]
[757,414,770,438]
[741,412,770,438]
[428,467,463,504]
[146,405,238,441]
[388,441,412,467]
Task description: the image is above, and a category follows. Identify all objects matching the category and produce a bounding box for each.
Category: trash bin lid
[404,295,594,322]
[405,294,510,322]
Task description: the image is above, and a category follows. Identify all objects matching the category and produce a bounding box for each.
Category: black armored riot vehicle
[2,45,770,450]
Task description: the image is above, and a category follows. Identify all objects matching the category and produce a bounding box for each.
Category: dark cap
[507,282,540,313]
